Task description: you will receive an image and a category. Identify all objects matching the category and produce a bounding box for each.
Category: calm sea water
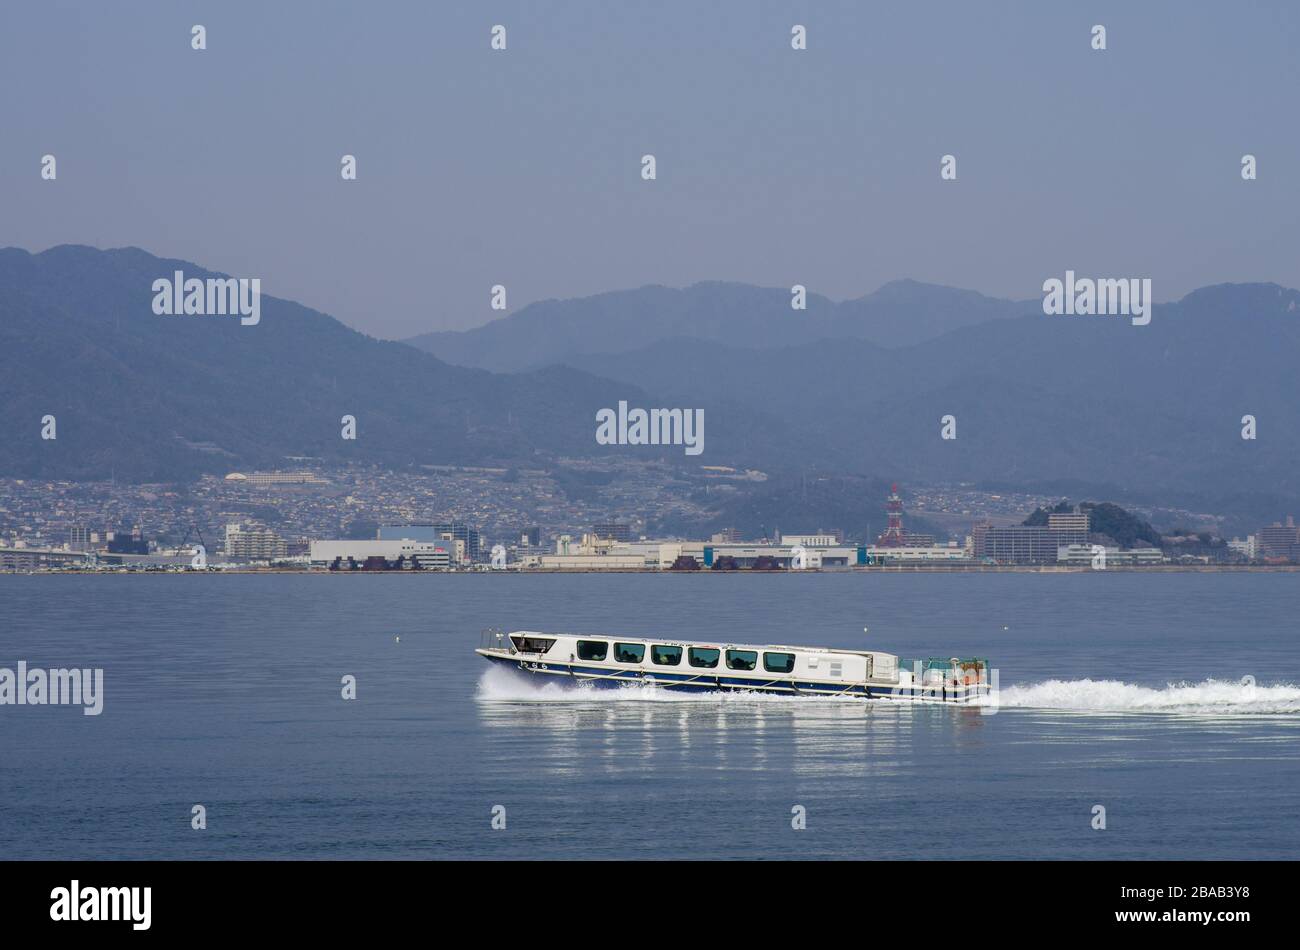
[1,572,1297,860]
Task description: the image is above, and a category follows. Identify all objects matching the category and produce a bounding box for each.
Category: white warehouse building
[309,539,455,569]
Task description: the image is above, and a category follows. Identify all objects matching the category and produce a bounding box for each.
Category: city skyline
[3,458,1292,572]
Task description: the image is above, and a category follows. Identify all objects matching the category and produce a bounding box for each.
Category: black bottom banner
[0,859,1282,937]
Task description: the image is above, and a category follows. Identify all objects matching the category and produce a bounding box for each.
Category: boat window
[688,647,720,668]
[651,644,683,666]
[510,636,556,654]
[726,649,758,671]
[764,652,795,674]
[576,640,608,661]
[614,642,646,663]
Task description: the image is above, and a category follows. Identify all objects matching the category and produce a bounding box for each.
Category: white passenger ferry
[477,630,991,703]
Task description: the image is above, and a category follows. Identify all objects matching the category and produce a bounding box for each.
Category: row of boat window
[576,640,796,674]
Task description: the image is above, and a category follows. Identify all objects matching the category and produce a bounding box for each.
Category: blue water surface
[1,572,1297,859]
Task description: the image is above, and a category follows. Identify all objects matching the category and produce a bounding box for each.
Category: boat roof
[506,630,884,658]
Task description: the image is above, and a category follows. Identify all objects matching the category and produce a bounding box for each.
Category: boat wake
[477,666,1300,715]
[979,678,1300,716]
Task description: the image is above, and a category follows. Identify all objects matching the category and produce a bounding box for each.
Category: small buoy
[394,635,401,644]
[1002,625,1008,631]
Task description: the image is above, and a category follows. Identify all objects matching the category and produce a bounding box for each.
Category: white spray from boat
[478,666,1300,715]
[979,678,1300,715]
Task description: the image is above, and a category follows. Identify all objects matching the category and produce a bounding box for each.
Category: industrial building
[379,523,480,561]
[778,532,840,548]
[973,515,1089,564]
[865,542,970,564]
[704,543,863,568]
[224,471,329,487]
[308,539,455,570]
[520,532,972,570]
[1056,544,1164,566]
[529,534,686,570]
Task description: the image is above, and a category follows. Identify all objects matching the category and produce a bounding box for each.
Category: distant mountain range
[404,280,1038,371]
[406,273,1300,523]
[0,246,699,481]
[556,283,1300,518]
[3,246,1298,528]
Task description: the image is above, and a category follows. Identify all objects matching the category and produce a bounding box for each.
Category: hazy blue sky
[2,1,1297,338]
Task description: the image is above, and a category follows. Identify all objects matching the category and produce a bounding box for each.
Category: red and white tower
[877,482,906,547]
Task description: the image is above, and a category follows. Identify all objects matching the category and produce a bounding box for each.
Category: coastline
[5,564,1299,576]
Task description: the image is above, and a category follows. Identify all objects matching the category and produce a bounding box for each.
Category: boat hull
[478,649,987,703]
